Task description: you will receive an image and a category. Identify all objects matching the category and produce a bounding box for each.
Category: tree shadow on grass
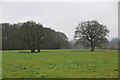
[18,51,40,54]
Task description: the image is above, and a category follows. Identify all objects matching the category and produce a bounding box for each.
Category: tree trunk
[38,49,40,52]
[31,49,35,53]
[38,45,40,52]
[91,46,95,52]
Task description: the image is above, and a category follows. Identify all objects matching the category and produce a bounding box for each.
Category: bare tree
[74,20,109,52]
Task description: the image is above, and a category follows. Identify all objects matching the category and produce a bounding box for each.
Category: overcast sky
[1,2,118,40]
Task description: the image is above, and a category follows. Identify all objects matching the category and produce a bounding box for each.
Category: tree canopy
[2,21,69,53]
[74,20,109,51]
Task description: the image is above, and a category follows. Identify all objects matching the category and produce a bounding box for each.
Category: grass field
[2,49,118,78]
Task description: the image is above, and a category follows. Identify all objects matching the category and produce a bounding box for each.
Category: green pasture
[2,49,118,78]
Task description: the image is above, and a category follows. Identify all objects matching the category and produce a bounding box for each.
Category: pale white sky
[1,1,118,40]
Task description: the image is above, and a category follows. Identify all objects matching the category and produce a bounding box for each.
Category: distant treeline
[2,21,69,50]
[69,37,120,50]
[1,20,119,51]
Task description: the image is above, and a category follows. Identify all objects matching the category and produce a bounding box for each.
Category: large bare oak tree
[74,20,109,51]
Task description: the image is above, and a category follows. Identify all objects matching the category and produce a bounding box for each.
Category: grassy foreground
[2,49,118,78]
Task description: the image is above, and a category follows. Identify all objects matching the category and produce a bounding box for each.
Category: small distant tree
[108,37,119,50]
[74,20,109,52]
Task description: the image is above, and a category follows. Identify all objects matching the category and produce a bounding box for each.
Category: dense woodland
[1,20,119,51]
[2,21,69,52]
